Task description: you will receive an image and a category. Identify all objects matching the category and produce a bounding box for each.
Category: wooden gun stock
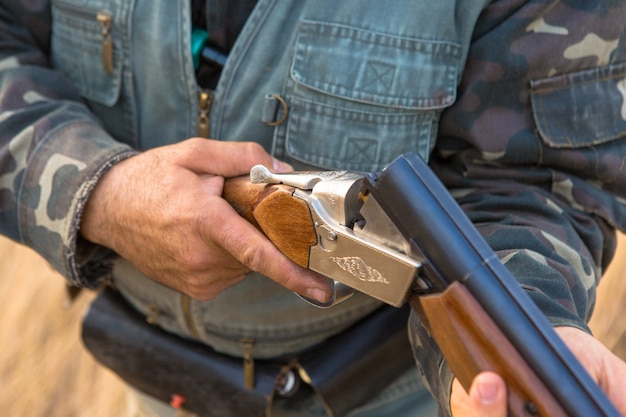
[411,283,566,417]
[222,176,316,268]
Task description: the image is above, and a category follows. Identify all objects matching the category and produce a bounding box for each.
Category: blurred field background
[0,233,624,417]
[0,235,128,417]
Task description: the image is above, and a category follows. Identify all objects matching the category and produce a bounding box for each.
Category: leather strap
[81,288,414,417]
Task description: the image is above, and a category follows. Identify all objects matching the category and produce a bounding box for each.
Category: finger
[202,200,331,303]
[185,268,250,301]
[450,378,471,416]
[175,138,291,177]
[555,327,626,414]
[604,352,626,414]
[468,372,507,417]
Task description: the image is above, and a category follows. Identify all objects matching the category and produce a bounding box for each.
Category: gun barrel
[362,153,619,417]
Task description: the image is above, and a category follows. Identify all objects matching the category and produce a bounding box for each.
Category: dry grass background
[0,235,128,417]
[588,232,626,359]
[0,233,624,416]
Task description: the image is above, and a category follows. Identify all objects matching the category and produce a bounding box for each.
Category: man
[1,1,625,416]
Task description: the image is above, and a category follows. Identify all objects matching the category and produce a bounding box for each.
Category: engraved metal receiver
[249,165,422,308]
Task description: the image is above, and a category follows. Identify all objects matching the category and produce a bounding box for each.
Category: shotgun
[222,152,620,417]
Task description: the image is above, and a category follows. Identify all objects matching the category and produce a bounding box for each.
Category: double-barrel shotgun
[223,152,621,417]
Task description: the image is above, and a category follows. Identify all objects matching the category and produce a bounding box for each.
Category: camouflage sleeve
[411,1,626,415]
[0,1,136,288]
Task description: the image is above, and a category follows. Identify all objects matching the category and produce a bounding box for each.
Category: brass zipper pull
[97,11,114,74]
[197,90,213,138]
[181,294,200,339]
[239,337,255,389]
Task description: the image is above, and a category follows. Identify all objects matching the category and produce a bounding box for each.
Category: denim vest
[50,0,488,358]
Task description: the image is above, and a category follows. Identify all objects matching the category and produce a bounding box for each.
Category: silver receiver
[249,165,422,307]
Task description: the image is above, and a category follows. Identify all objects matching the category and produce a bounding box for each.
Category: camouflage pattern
[1,0,626,415]
[433,0,626,326]
[0,1,136,286]
[411,2,626,415]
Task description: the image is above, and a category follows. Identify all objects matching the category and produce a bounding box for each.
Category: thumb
[205,198,332,304]
[177,138,290,177]
[468,372,507,417]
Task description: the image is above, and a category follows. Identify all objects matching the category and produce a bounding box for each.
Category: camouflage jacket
[1,0,626,415]
[411,3,626,412]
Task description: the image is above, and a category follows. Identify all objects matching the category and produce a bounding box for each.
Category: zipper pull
[239,337,255,389]
[97,11,114,74]
[180,294,200,339]
[197,90,213,138]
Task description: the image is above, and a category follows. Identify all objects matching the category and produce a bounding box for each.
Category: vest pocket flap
[531,62,626,148]
[51,0,123,107]
[290,20,460,110]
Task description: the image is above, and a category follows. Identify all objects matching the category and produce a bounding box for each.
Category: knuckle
[239,245,266,273]
[243,141,267,159]
[185,137,204,148]
[178,249,210,273]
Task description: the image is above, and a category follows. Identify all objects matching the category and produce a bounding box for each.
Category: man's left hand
[450,326,626,417]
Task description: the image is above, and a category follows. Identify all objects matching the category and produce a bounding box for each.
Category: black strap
[81,289,414,417]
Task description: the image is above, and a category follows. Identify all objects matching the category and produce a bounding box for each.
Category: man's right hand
[80,138,331,303]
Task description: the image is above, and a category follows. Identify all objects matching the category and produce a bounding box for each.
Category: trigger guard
[297,280,355,308]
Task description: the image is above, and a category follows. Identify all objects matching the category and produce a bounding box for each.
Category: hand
[80,138,331,302]
[450,326,626,417]
[452,371,506,417]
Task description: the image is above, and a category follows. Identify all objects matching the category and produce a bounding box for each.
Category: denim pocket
[282,19,461,172]
[50,0,126,106]
[531,62,626,148]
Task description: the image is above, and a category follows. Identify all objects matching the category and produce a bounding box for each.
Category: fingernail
[477,380,498,404]
[304,287,330,304]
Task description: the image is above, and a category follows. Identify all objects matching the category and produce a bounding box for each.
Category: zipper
[181,294,201,339]
[197,89,213,138]
[198,322,349,391]
[181,295,361,392]
[239,337,256,389]
[52,3,114,74]
[181,293,256,389]
[97,11,114,74]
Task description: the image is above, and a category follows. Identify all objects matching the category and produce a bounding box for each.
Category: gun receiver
[224,166,420,307]
[222,153,620,417]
